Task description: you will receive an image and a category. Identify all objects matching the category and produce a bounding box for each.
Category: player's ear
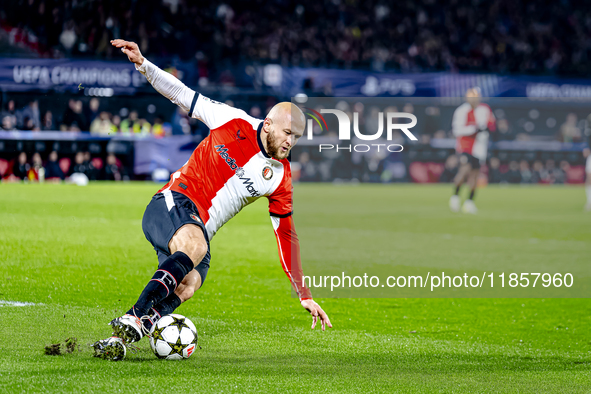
[263,117,272,132]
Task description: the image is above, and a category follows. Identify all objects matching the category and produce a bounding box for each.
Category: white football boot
[449,195,461,212]
[109,314,144,343]
[92,337,127,361]
[461,199,478,214]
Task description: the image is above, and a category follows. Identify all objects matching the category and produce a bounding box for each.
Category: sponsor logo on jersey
[190,213,201,223]
[240,176,259,197]
[215,144,260,197]
[215,144,239,170]
[262,166,273,180]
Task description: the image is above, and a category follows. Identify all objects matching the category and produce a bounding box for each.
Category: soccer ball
[149,314,198,360]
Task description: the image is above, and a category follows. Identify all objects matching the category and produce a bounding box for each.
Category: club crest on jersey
[262,166,273,180]
[190,213,201,223]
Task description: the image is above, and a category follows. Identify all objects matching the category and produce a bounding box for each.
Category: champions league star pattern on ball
[149,314,198,360]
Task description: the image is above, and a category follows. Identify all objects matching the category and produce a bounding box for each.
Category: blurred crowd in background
[0,96,277,137]
[1,95,589,183]
[294,147,586,185]
[2,150,125,182]
[3,95,591,143]
[1,0,590,184]
[4,143,584,184]
[440,156,579,185]
[3,0,591,76]
[0,97,205,137]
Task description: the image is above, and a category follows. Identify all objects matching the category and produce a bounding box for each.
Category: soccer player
[93,40,332,360]
[449,88,496,214]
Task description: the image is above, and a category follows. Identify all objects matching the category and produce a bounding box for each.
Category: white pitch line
[0,300,40,307]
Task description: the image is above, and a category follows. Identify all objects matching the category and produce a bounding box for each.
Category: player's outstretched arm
[301,299,333,331]
[110,39,195,114]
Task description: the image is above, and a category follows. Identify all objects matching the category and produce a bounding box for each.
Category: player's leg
[94,223,207,358]
[128,224,205,314]
[95,192,209,359]
[450,155,471,212]
[112,192,208,341]
[462,167,480,214]
[113,224,207,341]
[143,271,199,329]
[142,235,211,332]
[453,162,470,192]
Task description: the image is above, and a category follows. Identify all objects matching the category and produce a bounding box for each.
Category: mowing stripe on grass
[0,300,40,307]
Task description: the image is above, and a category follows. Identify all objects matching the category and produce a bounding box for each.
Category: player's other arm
[271,214,332,331]
[271,213,311,301]
[268,166,332,331]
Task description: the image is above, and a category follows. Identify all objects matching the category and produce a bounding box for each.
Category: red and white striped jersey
[155,93,312,300]
[137,58,312,300]
[158,94,290,239]
[452,102,496,161]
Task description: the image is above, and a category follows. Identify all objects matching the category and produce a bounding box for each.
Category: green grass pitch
[0,182,590,393]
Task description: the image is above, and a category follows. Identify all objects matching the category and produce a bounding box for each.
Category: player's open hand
[110,39,144,67]
[301,299,332,331]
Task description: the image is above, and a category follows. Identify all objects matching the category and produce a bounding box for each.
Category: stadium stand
[3,0,591,76]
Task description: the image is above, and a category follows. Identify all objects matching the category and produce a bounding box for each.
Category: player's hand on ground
[300,299,332,331]
[110,39,144,67]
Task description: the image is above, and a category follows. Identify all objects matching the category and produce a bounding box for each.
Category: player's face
[266,117,304,160]
[466,89,481,108]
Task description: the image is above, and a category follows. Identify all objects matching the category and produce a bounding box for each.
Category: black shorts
[142,191,211,281]
[459,152,481,169]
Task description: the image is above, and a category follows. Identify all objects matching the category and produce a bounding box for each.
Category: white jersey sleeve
[136,59,195,113]
[188,94,261,130]
[136,58,260,131]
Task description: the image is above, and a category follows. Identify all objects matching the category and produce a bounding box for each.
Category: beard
[265,130,289,160]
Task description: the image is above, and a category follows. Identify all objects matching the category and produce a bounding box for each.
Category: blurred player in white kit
[449,88,496,214]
